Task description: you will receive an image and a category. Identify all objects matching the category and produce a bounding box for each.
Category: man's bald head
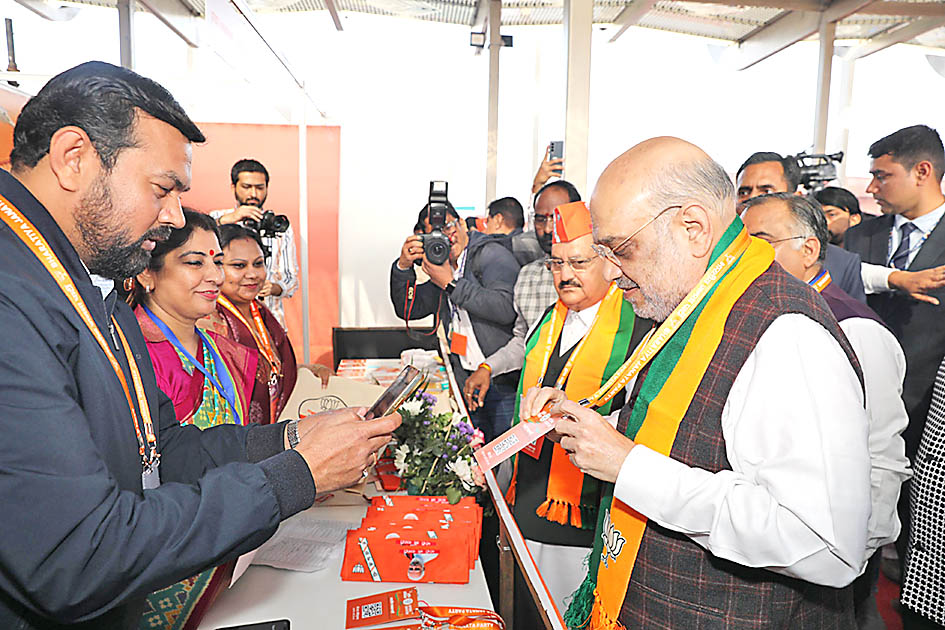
[589,137,737,321]
[592,137,735,233]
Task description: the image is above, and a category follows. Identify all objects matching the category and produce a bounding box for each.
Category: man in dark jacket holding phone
[391,200,521,441]
[0,61,401,629]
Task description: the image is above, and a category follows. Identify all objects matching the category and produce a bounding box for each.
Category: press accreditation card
[345,587,418,628]
[474,413,556,472]
[141,461,161,490]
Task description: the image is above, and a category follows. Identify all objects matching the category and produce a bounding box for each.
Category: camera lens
[424,233,450,266]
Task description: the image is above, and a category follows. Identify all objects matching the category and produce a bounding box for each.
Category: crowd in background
[389,125,945,630]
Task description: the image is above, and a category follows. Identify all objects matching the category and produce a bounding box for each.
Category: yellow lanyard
[217,296,282,375]
[0,193,158,467]
[578,229,751,408]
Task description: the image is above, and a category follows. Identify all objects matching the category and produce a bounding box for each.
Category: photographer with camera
[213,159,298,326]
[390,183,521,442]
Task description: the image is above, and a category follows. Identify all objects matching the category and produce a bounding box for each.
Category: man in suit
[846,125,945,457]
[844,124,945,585]
[736,151,867,301]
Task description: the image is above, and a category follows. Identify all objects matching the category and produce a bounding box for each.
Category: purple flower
[451,445,458,451]
[423,420,430,426]
[441,454,449,459]
[421,393,437,406]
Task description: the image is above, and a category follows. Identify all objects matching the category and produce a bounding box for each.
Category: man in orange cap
[473,201,652,625]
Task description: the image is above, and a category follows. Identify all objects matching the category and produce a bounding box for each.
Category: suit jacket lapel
[910,212,945,271]
[868,215,894,266]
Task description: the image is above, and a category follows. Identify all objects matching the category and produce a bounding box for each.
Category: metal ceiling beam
[855,1,945,16]
[651,0,942,16]
[471,0,490,30]
[118,0,134,69]
[13,0,79,21]
[609,0,660,42]
[721,10,820,70]
[324,0,344,30]
[844,16,945,58]
[719,0,873,70]
[136,0,200,47]
[824,0,875,23]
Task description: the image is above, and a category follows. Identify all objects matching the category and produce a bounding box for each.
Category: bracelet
[479,363,492,373]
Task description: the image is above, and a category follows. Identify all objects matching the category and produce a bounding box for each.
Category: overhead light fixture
[469,32,513,48]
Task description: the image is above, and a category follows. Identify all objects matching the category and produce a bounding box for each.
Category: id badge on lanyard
[142,458,161,489]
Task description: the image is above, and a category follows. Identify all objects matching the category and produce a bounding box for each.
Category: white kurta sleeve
[838,317,911,559]
[613,313,871,588]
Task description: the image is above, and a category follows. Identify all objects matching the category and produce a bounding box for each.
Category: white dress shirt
[450,250,487,371]
[484,296,604,375]
[559,301,601,356]
[838,317,911,560]
[888,202,945,268]
[612,313,871,588]
[860,262,891,294]
[858,203,944,293]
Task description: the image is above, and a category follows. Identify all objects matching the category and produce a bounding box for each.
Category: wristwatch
[445,281,457,295]
[286,419,300,450]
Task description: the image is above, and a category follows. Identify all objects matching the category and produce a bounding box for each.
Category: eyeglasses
[544,255,600,272]
[438,219,460,233]
[754,234,808,246]
[533,214,555,225]
[591,205,682,268]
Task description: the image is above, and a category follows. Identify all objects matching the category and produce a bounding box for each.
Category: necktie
[890,222,919,270]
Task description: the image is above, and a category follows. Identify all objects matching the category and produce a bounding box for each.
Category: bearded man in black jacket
[0,61,401,629]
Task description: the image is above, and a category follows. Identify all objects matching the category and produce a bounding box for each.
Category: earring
[123,278,135,293]
[145,285,152,294]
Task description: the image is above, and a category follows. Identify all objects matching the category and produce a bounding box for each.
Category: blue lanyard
[142,305,242,425]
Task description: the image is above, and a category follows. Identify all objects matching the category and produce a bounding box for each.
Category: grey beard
[616,276,686,323]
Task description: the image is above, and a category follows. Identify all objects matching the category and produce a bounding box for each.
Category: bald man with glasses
[523,137,871,629]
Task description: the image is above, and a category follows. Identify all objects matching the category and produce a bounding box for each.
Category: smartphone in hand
[549,140,564,161]
[364,366,426,420]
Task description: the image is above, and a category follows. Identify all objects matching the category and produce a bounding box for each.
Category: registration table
[197,497,494,629]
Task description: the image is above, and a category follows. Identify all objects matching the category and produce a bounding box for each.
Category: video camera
[420,181,452,266]
[242,211,290,259]
[793,151,844,192]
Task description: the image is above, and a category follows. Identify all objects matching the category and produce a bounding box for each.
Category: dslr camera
[243,211,290,240]
[421,181,452,266]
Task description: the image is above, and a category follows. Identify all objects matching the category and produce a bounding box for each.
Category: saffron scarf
[564,218,774,630]
[506,284,636,530]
